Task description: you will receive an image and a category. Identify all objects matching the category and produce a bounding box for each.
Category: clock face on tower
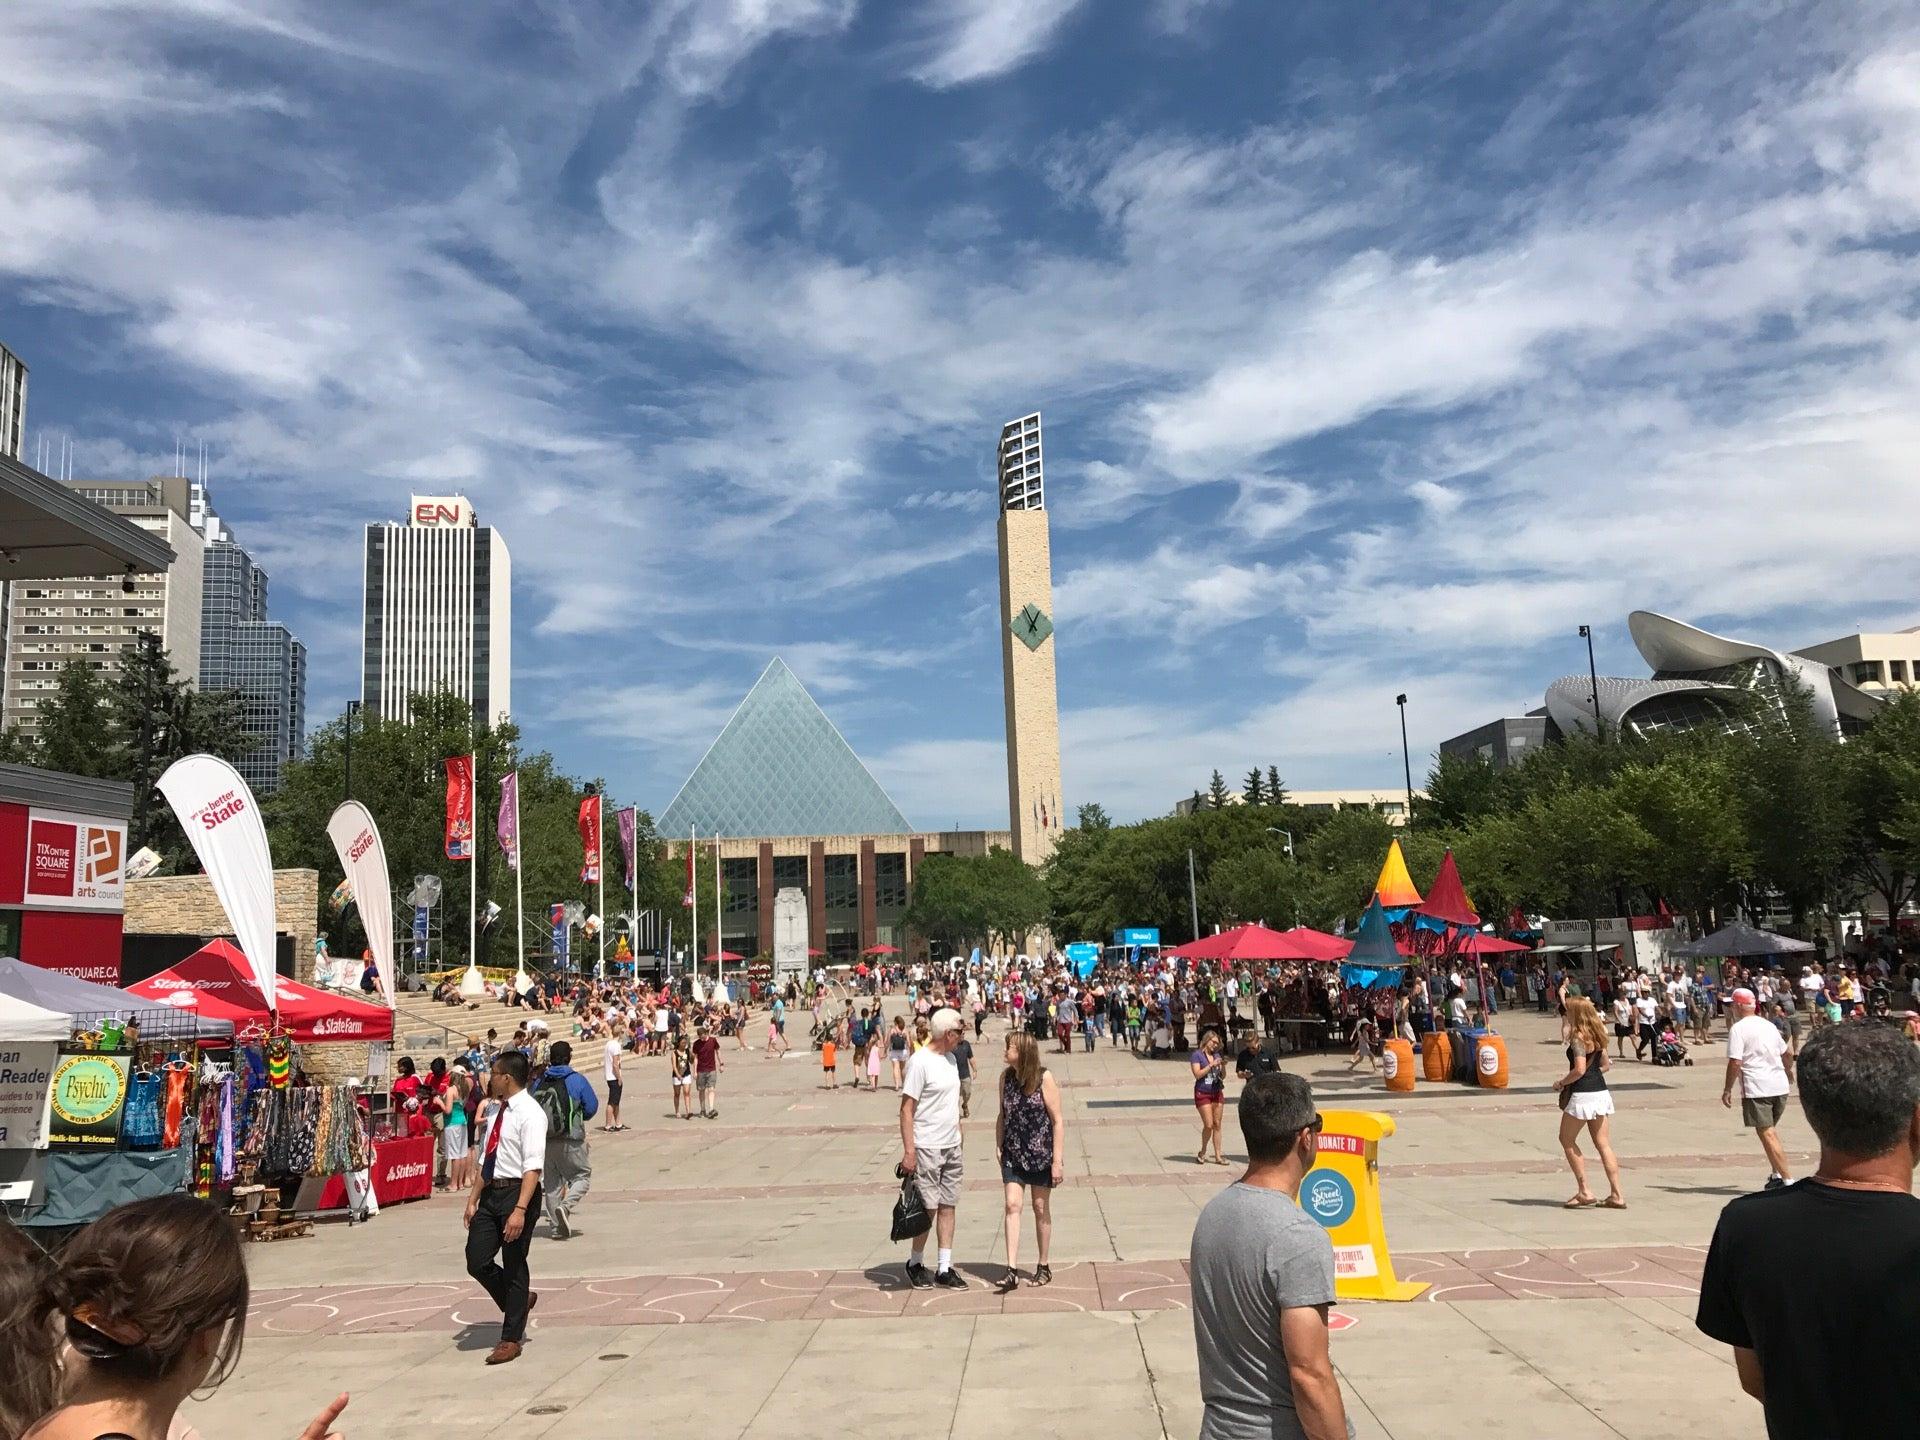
[1011,602,1054,651]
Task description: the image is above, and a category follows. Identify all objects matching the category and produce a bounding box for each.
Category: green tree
[1241,768,1265,805]
[1076,802,1112,832]
[1612,748,1752,927]
[25,659,115,778]
[1203,845,1300,928]
[1295,807,1397,928]
[0,725,34,764]
[1266,766,1287,806]
[1415,750,1510,831]
[1206,769,1231,810]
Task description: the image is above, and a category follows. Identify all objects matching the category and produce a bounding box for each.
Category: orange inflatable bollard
[1382,1038,1415,1092]
[1421,1031,1450,1083]
[1476,1032,1510,1089]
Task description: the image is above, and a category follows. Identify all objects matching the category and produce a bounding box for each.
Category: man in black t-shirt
[1695,1020,1920,1438]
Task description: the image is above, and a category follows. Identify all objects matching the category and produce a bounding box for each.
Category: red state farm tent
[127,939,395,1043]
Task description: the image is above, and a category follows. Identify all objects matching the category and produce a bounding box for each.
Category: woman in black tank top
[1552,997,1626,1210]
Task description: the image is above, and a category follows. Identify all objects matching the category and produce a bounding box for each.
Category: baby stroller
[1652,1029,1690,1067]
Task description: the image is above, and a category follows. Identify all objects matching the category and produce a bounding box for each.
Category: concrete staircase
[385,989,618,1079]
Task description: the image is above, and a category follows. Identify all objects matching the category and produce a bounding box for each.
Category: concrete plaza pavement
[188,1002,1798,1440]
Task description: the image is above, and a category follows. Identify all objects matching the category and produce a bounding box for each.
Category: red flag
[444,756,474,860]
[682,843,694,908]
[578,793,601,884]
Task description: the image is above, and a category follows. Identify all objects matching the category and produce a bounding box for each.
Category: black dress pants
[467,1182,542,1342]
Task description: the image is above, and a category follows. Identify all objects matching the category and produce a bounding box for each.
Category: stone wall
[124,869,321,983]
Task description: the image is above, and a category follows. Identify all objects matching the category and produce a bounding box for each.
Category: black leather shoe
[905,1261,933,1289]
[933,1268,967,1290]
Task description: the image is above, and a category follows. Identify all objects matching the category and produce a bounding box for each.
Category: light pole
[1395,693,1414,822]
[1267,827,1299,927]
[342,699,361,804]
[1577,625,1603,739]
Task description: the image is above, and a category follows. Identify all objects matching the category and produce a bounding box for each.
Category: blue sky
[5,1,1918,826]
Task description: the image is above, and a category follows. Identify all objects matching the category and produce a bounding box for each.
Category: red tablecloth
[317,1135,435,1210]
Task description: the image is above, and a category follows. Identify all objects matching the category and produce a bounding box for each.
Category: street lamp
[1394,694,1414,822]
[1577,625,1603,739]
[1267,827,1299,927]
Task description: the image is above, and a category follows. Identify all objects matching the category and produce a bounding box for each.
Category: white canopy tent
[0,992,67,1043]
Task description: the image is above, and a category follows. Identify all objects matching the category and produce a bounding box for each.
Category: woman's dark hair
[51,1196,249,1388]
[0,1222,60,1437]
[396,1055,416,1077]
[429,1057,447,1079]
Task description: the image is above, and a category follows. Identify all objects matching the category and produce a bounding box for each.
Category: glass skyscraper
[196,489,307,794]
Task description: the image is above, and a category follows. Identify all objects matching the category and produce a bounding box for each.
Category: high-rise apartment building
[361,494,512,726]
[194,484,307,793]
[2,475,204,735]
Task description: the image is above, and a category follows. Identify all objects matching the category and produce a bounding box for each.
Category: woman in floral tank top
[994,1032,1065,1293]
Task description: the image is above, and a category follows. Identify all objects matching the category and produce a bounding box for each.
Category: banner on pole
[617,807,637,891]
[682,839,694,908]
[496,772,519,872]
[549,902,570,968]
[326,801,397,1010]
[578,793,601,884]
[444,756,474,860]
[155,755,279,1010]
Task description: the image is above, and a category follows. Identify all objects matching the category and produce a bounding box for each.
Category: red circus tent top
[127,939,395,1044]
[1168,923,1353,963]
[1416,850,1480,929]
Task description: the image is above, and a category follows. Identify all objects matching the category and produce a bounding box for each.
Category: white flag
[326,800,396,1010]
[155,755,279,1010]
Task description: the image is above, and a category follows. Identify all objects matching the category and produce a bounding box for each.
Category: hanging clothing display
[161,1061,192,1149]
[122,1071,164,1150]
[239,1084,370,1177]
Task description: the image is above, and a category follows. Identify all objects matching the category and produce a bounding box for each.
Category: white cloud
[907,0,1088,87]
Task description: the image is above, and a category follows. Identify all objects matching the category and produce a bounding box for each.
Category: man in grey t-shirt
[1190,1072,1352,1440]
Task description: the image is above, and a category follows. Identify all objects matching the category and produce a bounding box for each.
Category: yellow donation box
[1297,1109,1427,1302]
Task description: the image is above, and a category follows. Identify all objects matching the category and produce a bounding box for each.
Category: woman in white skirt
[1553,997,1626,1209]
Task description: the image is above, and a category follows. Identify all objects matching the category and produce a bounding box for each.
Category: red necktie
[482,1107,504,1180]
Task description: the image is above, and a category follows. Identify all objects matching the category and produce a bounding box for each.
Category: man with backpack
[535,1041,598,1239]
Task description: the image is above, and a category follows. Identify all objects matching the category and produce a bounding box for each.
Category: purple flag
[497,772,519,872]
[617,806,637,890]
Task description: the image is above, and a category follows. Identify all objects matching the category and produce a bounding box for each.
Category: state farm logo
[347,830,376,862]
[149,977,216,991]
[311,1018,366,1036]
[385,1161,429,1181]
[194,790,247,831]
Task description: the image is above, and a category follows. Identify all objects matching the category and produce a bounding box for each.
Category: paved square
[189,1002,1797,1438]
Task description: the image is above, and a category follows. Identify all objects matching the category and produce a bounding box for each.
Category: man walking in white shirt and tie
[465,1049,548,1364]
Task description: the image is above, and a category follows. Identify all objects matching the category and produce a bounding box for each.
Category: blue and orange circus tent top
[1371,839,1423,911]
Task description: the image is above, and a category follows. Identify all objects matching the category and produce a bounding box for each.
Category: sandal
[1601,1197,1628,1209]
[1033,1264,1052,1286]
[993,1272,1020,1295]
[1564,1196,1598,1209]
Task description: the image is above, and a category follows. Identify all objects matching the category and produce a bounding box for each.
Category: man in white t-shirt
[1634,992,1658,1060]
[1722,987,1794,1189]
[900,1007,967,1290]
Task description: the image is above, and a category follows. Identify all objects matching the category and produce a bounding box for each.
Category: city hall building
[658,658,1008,969]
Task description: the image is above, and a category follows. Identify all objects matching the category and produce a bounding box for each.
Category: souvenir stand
[0,956,236,1228]
[125,939,397,1228]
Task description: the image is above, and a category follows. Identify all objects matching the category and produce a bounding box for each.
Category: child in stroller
[1652,1026,1690,1067]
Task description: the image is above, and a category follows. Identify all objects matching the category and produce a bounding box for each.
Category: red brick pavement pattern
[247,1245,1707,1336]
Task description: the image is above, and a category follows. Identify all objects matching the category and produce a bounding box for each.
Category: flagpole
[513,776,525,985]
[596,797,607,980]
[713,831,722,995]
[688,823,696,984]
[468,750,477,974]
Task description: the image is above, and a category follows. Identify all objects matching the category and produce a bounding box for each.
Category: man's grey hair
[930,1007,963,1036]
[1798,1022,1920,1158]
[1238,1073,1316,1162]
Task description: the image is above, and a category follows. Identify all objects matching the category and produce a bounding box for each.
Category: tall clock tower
[996,412,1064,870]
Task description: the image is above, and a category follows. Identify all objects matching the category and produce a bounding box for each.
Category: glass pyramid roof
[658,658,914,839]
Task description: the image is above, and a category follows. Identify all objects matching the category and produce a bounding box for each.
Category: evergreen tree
[27,660,115,777]
[1206,769,1231,810]
[1266,766,1287,805]
[1242,768,1265,805]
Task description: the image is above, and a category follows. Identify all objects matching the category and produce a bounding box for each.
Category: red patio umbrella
[862,944,900,956]
[1168,923,1351,962]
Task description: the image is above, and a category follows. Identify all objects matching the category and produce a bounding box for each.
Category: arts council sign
[24,809,127,911]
